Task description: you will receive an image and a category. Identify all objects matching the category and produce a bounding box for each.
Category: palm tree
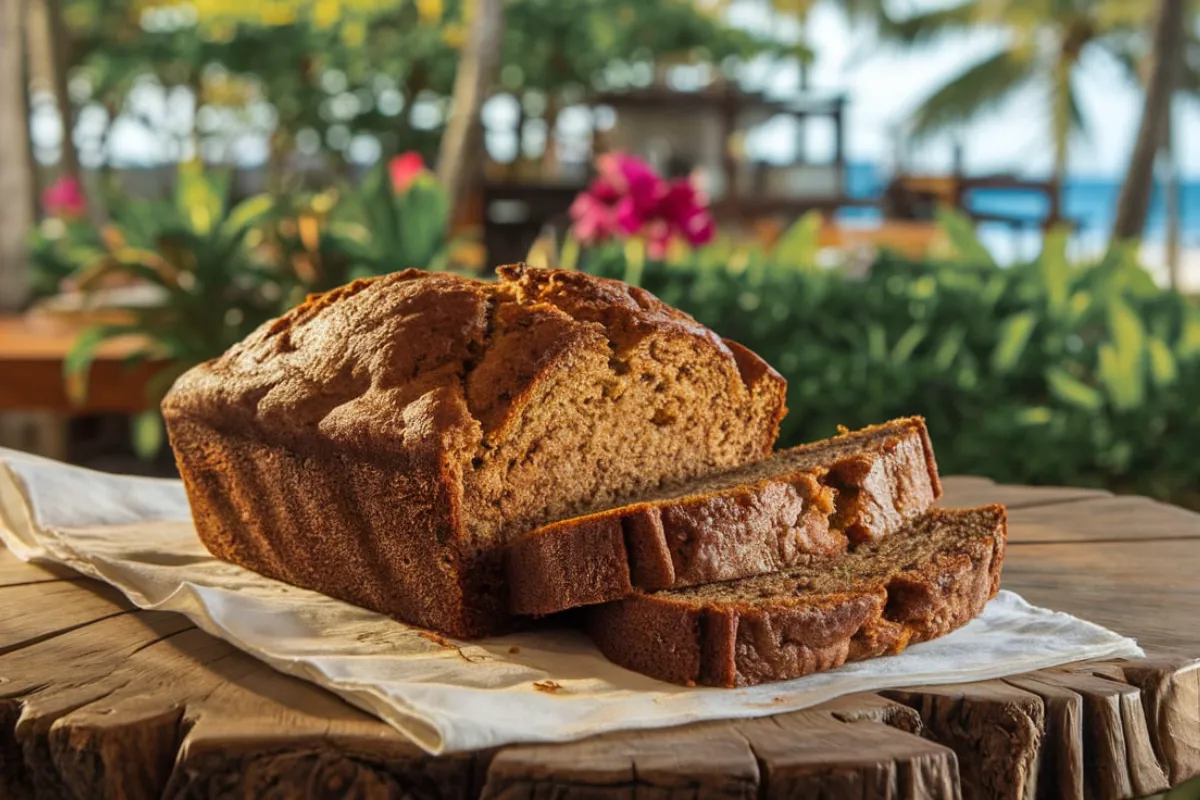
[879,0,1152,193]
[0,0,36,311]
[1110,0,1188,280]
[436,0,505,227]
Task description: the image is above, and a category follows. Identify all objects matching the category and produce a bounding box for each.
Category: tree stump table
[2,476,1198,799]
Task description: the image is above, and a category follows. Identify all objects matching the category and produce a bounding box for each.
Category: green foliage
[40,160,463,457]
[344,165,454,272]
[57,164,283,453]
[578,209,1200,507]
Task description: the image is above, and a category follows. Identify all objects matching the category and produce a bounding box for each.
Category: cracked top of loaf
[162,265,783,462]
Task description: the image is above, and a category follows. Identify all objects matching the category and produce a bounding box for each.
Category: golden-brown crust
[507,417,941,617]
[163,266,787,638]
[586,505,1008,687]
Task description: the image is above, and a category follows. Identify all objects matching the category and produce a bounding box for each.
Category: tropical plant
[1111,0,1188,246]
[63,163,280,455]
[880,0,1153,190]
[573,208,1200,508]
[260,152,459,308]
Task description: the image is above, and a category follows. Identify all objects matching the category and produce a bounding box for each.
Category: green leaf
[1045,366,1103,412]
[991,311,1037,374]
[1098,342,1144,411]
[132,411,164,460]
[772,210,823,268]
[560,234,580,271]
[1015,406,1054,426]
[623,238,646,287]
[1178,315,1200,359]
[933,325,966,370]
[175,163,227,237]
[394,179,451,268]
[1108,298,1145,353]
[936,206,995,266]
[217,193,276,248]
[891,323,927,364]
[1039,225,1071,315]
[1147,337,1178,388]
[908,49,1037,144]
[63,325,135,405]
[867,323,887,363]
[1066,289,1092,325]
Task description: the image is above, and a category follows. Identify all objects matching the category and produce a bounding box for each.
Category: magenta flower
[389,152,428,194]
[659,180,715,247]
[569,152,716,252]
[569,190,619,243]
[42,176,87,218]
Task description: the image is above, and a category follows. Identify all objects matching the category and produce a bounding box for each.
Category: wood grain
[939,476,1110,512]
[0,580,132,654]
[883,681,1045,800]
[2,482,1200,800]
[1007,496,1200,544]
[1106,657,1200,787]
[0,548,77,587]
[0,314,158,414]
[1001,539,1200,656]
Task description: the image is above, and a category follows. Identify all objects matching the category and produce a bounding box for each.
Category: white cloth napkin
[0,447,1143,754]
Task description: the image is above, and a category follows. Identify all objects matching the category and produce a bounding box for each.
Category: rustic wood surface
[1,475,1198,799]
[0,314,159,413]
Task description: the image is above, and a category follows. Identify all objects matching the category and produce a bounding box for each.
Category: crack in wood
[0,609,137,657]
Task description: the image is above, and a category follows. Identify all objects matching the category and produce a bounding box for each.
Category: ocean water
[839,163,1200,269]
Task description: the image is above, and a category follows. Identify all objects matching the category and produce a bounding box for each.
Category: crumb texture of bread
[586,505,1007,687]
[162,265,787,637]
[507,417,941,616]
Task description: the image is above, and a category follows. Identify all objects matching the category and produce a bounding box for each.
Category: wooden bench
[2,476,1198,799]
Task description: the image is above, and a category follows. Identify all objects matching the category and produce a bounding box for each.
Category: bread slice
[586,505,1006,687]
[507,417,941,616]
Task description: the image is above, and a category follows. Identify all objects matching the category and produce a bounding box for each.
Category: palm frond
[1181,31,1200,96]
[1067,74,1087,132]
[1094,0,1155,31]
[907,48,1039,140]
[878,2,981,46]
[1095,35,1144,81]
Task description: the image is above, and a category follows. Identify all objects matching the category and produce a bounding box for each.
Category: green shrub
[579,214,1200,507]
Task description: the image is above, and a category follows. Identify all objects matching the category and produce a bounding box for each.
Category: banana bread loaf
[162,265,787,638]
[586,505,1007,687]
[507,417,941,616]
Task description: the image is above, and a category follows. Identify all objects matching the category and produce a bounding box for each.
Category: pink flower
[569,190,619,243]
[389,152,428,194]
[569,152,717,251]
[42,176,86,218]
[659,180,715,247]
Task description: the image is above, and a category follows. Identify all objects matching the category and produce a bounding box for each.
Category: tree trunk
[1162,104,1181,289]
[540,95,560,179]
[1112,0,1185,242]
[436,0,504,229]
[43,0,81,185]
[0,0,35,311]
[1049,60,1071,225]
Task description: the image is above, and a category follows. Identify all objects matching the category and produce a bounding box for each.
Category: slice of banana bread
[507,417,941,616]
[162,265,787,638]
[586,505,1007,687]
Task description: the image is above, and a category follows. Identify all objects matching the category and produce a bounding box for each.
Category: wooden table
[2,477,1198,800]
[0,314,157,413]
